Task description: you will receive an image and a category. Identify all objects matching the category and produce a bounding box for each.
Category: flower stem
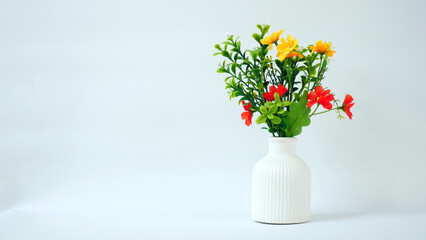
[310,104,320,116]
[310,108,338,116]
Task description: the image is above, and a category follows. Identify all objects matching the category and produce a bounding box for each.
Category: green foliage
[252,33,261,43]
[282,92,311,137]
[255,95,290,135]
[256,115,267,124]
[214,24,334,137]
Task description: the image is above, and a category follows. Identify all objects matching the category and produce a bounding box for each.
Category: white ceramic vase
[251,137,311,224]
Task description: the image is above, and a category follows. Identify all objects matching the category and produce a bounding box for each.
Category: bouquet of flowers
[214,24,354,137]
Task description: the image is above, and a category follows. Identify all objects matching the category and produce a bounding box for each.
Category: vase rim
[268,137,297,142]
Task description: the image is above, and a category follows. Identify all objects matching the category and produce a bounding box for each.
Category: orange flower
[241,101,253,126]
[260,29,284,50]
[286,51,303,59]
[309,40,336,57]
[276,35,298,61]
[342,94,354,119]
[307,86,334,109]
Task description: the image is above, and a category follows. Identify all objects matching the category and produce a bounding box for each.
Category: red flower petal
[307,100,316,108]
[241,111,252,126]
[342,94,354,119]
[308,91,317,101]
[343,94,353,105]
[346,103,354,109]
[345,110,353,120]
[269,86,277,93]
[242,101,252,111]
[322,102,333,110]
[324,93,334,102]
[245,118,252,126]
[323,89,331,95]
[263,92,274,102]
[241,111,250,120]
[277,85,288,97]
[314,86,324,96]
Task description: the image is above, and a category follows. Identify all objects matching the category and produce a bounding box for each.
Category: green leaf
[274,92,280,101]
[252,33,261,43]
[275,59,283,67]
[231,62,236,74]
[233,53,238,61]
[265,102,274,108]
[231,91,241,98]
[268,105,278,114]
[213,52,221,56]
[282,101,291,106]
[214,44,221,51]
[249,50,259,60]
[260,106,267,114]
[238,97,249,104]
[321,58,327,69]
[217,67,227,73]
[268,128,276,134]
[271,116,282,124]
[277,110,285,114]
[262,25,270,35]
[267,114,274,119]
[282,92,311,137]
[256,115,267,124]
[221,50,230,58]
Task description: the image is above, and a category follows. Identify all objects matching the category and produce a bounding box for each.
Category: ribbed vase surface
[251,137,311,224]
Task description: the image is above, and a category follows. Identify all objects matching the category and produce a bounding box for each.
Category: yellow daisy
[276,35,298,61]
[309,40,336,57]
[260,29,284,50]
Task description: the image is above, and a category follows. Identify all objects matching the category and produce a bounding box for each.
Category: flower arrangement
[214,24,354,137]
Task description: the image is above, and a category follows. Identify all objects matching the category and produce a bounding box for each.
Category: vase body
[251,137,311,224]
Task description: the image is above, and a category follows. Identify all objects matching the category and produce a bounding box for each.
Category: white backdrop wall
[1,0,426,235]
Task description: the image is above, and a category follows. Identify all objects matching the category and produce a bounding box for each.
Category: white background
[1,0,426,239]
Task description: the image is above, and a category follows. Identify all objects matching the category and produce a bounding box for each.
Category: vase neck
[268,137,297,155]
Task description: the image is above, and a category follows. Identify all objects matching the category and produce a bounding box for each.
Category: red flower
[342,94,354,119]
[307,86,334,109]
[263,85,288,102]
[242,101,251,111]
[241,101,252,126]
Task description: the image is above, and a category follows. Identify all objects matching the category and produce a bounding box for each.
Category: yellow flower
[309,40,336,57]
[276,35,298,61]
[260,29,284,50]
